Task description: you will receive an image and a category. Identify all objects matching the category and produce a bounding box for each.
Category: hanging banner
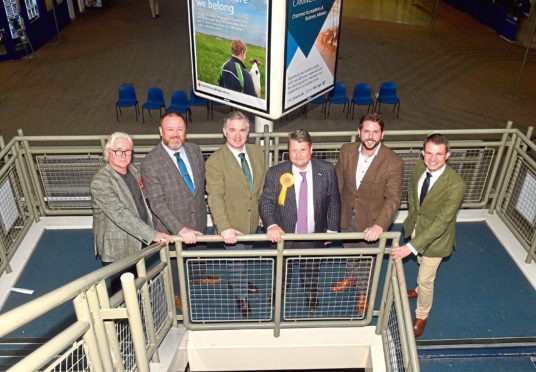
[284,0,341,111]
[189,0,270,113]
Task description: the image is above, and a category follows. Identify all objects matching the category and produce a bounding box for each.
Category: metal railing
[0,231,419,371]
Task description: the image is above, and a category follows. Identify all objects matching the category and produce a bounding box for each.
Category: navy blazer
[259,158,341,248]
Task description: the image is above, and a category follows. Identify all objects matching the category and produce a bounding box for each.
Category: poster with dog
[189,0,269,112]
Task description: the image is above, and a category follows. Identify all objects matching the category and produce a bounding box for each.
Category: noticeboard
[188,0,270,114]
[188,0,342,120]
[284,0,341,112]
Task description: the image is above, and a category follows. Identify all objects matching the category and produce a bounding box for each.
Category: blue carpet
[401,222,536,340]
[2,222,536,345]
[1,229,102,338]
[420,356,535,371]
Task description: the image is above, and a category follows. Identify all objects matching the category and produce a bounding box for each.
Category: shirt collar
[292,161,312,174]
[427,164,447,178]
[358,142,381,158]
[162,141,185,157]
[227,143,247,157]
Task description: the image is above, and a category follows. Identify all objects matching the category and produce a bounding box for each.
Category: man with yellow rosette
[259,129,340,312]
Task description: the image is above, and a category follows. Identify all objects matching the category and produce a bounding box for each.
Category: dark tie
[174,152,195,194]
[238,153,253,192]
[420,172,432,205]
[297,171,308,233]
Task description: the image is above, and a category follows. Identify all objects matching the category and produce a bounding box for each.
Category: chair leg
[116,106,119,122]
[142,108,145,123]
[396,102,400,118]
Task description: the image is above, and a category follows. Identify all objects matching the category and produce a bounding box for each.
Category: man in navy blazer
[259,129,340,312]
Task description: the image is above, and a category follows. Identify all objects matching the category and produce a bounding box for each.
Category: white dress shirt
[227,144,254,184]
[356,143,381,191]
[162,142,195,188]
[292,162,315,233]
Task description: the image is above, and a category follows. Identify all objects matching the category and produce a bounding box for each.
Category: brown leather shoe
[407,289,418,299]
[228,282,259,294]
[175,295,182,313]
[356,294,369,314]
[236,298,251,317]
[413,318,427,338]
[190,275,221,285]
[331,278,357,292]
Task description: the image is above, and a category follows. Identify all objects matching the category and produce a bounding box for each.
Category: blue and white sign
[284,0,341,111]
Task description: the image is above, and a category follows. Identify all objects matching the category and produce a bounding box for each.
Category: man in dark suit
[206,111,265,317]
[331,113,403,314]
[391,133,466,338]
[91,132,173,294]
[141,111,220,311]
[259,129,341,312]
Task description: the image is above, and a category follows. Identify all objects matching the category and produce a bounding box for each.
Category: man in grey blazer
[141,112,220,310]
[391,134,466,338]
[206,111,265,317]
[259,129,341,312]
[91,132,173,293]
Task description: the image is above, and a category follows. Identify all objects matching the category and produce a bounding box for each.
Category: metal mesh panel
[395,148,495,206]
[44,340,90,372]
[115,318,136,371]
[36,155,103,209]
[280,150,341,165]
[386,302,405,372]
[283,256,373,320]
[187,258,274,322]
[500,155,536,246]
[0,162,32,259]
[148,271,169,334]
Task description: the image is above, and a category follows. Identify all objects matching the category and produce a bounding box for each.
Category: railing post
[72,293,105,372]
[136,258,160,363]
[121,272,150,372]
[273,239,284,337]
[160,245,178,327]
[85,285,115,371]
[95,280,125,371]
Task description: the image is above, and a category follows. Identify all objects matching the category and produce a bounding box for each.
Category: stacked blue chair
[327,82,349,118]
[141,87,165,123]
[167,91,191,122]
[375,81,400,118]
[188,87,210,121]
[115,84,139,121]
[350,83,374,119]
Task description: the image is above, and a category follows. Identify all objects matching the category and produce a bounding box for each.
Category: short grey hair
[223,111,250,129]
[104,132,133,160]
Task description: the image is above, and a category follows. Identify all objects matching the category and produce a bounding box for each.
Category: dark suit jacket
[141,141,207,235]
[91,163,156,262]
[336,142,403,232]
[403,160,466,257]
[258,158,341,248]
[206,143,265,234]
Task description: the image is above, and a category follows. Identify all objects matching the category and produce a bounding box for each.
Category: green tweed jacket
[402,160,466,257]
[206,143,265,234]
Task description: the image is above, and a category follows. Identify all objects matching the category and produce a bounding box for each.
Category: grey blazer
[141,141,207,234]
[258,158,341,248]
[91,163,156,262]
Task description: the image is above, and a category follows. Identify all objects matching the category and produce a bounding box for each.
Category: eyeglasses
[109,149,132,157]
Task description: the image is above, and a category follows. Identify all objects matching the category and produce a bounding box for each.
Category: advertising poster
[284,0,341,111]
[190,0,269,112]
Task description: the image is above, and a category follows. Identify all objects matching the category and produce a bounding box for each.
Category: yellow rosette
[278,173,295,206]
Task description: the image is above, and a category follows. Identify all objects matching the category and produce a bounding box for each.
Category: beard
[361,139,380,151]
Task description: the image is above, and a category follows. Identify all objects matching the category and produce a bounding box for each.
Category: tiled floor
[0,0,534,142]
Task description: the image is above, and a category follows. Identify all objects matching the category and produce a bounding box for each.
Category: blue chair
[188,87,209,121]
[327,82,349,118]
[141,87,165,123]
[350,83,374,119]
[167,91,191,122]
[375,81,400,118]
[115,85,139,121]
[304,94,327,119]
